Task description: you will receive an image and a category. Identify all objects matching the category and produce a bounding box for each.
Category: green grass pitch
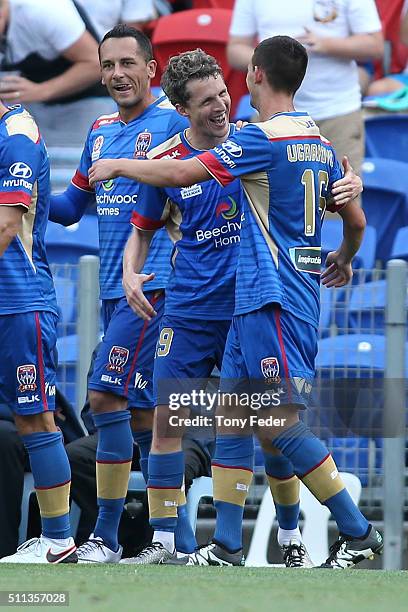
[0,566,407,612]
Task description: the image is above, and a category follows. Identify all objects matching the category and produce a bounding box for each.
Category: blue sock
[213,435,254,552]
[22,431,71,540]
[175,498,197,554]
[93,411,133,551]
[148,451,184,532]
[264,453,299,530]
[132,429,152,482]
[273,422,369,538]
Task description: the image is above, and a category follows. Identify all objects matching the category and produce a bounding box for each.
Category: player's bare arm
[331,156,363,206]
[297,29,383,61]
[123,226,157,321]
[321,201,366,288]
[0,32,100,104]
[89,156,211,188]
[0,204,24,256]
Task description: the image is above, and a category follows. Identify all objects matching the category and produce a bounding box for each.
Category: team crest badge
[260,357,281,383]
[17,364,37,392]
[107,346,129,374]
[92,135,104,161]
[134,131,152,159]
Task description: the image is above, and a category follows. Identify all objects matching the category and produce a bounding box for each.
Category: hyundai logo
[9,162,33,179]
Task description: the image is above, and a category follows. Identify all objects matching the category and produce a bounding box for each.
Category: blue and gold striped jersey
[131,126,245,320]
[198,112,343,328]
[0,105,57,315]
[72,96,188,300]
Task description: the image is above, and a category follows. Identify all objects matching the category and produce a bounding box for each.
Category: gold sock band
[212,464,253,507]
[148,487,180,519]
[267,474,300,506]
[36,481,70,518]
[96,460,132,500]
[301,454,345,502]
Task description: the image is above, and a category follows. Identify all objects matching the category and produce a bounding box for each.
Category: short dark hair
[99,24,154,63]
[252,36,308,95]
[161,48,223,107]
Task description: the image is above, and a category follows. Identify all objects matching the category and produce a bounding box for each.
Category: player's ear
[147,59,157,80]
[175,103,188,119]
[253,66,263,84]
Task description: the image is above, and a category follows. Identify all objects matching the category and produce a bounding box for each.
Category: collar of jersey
[121,95,168,126]
[180,122,235,153]
[0,104,23,123]
[268,111,309,120]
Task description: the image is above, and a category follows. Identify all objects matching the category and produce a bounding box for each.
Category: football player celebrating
[89,36,383,569]
[48,24,205,563]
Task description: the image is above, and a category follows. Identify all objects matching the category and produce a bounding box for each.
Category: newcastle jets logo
[134,131,152,159]
[107,346,129,374]
[17,364,37,392]
[260,357,281,384]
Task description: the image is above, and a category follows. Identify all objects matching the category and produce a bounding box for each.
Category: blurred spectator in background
[0,0,115,146]
[227,0,383,196]
[75,0,157,40]
[367,0,408,96]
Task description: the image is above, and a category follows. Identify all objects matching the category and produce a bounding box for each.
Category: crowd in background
[0,0,406,147]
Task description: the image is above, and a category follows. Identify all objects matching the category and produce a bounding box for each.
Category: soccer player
[89,36,383,569]
[0,103,77,563]
[49,24,190,563]
[119,49,358,567]
[119,49,248,566]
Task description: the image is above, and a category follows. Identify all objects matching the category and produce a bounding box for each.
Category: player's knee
[14,411,58,435]
[89,389,126,414]
[151,435,182,454]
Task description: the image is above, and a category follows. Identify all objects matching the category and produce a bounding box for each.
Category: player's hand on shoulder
[321,250,353,288]
[123,271,157,320]
[331,156,363,206]
[88,159,120,188]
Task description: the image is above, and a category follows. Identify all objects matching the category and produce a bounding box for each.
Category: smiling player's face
[99,37,156,110]
[181,74,231,145]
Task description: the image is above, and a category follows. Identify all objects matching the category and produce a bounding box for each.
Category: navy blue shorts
[221,305,317,407]
[153,315,231,406]
[89,291,164,409]
[0,311,58,415]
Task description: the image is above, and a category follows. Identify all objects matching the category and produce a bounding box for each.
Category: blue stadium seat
[45,215,99,265]
[322,219,376,270]
[319,284,336,337]
[347,280,386,334]
[362,158,408,262]
[56,334,77,408]
[233,94,256,122]
[365,114,408,162]
[327,437,381,487]
[315,334,407,486]
[48,146,82,193]
[391,225,408,261]
[53,276,76,335]
[316,333,396,375]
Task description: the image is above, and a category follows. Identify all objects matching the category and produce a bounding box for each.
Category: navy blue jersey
[0,106,57,315]
[131,126,245,320]
[72,96,188,300]
[198,112,344,328]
